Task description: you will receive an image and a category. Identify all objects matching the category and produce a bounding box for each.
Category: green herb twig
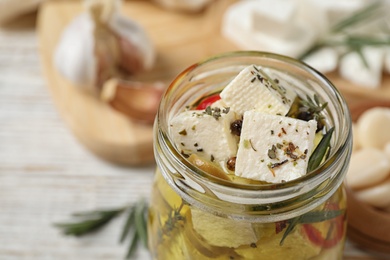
[287,94,328,131]
[55,207,126,236]
[300,94,328,122]
[54,199,148,259]
[308,127,334,172]
[299,1,389,61]
[330,1,382,34]
[159,202,186,240]
[279,208,344,246]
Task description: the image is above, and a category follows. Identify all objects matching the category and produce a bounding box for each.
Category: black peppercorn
[227,157,236,171]
[296,111,312,121]
[230,119,243,136]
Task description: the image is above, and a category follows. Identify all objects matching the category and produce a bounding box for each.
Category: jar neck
[154,51,352,222]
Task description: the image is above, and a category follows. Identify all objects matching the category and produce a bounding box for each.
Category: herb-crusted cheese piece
[170,108,238,166]
[235,110,317,183]
[220,65,296,116]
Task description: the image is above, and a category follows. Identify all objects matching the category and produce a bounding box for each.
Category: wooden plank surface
[0,1,387,259]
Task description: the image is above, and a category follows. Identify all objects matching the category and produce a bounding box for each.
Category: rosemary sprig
[330,1,382,34]
[55,208,126,236]
[279,215,301,245]
[279,208,345,246]
[308,127,334,172]
[299,209,343,224]
[300,94,328,122]
[299,1,389,61]
[54,199,148,259]
[287,94,328,132]
[159,202,185,238]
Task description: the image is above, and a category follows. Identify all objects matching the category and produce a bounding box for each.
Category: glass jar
[148,51,352,260]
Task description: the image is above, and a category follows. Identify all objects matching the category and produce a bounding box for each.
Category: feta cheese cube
[339,47,384,88]
[235,111,317,183]
[251,0,297,39]
[303,47,338,74]
[221,1,317,57]
[299,0,365,29]
[169,108,238,166]
[220,65,296,117]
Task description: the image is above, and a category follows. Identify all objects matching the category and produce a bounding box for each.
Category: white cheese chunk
[299,0,365,29]
[339,47,384,88]
[221,1,317,57]
[220,65,296,117]
[303,47,338,74]
[251,0,297,39]
[169,108,238,166]
[235,111,317,183]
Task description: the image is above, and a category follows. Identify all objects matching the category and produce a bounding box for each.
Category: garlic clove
[101,78,165,124]
[54,0,155,90]
[356,107,390,149]
[355,178,390,209]
[346,148,390,190]
[384,142,390,162]
[54,13,97,90]
[109,12,155,71]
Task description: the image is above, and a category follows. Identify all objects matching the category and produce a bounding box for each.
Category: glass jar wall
[148,51,352,260]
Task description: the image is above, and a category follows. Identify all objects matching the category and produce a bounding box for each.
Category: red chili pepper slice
[196,94,221,110]
[302,203,344,249]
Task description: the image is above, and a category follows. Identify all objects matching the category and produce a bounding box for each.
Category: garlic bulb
[54,0,155,90]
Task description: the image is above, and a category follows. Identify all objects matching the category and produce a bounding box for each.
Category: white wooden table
[0,12,382,260]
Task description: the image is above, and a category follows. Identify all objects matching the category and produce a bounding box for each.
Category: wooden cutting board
[37,0,238,165]
[37,0,390,165]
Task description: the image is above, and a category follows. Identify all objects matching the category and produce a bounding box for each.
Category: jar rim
[157,50,351,192]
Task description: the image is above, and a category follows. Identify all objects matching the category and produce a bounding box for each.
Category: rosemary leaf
[308,127,334,172]
[54,208,125,237]
[299,1,388,61]
[355,47,369,69]
[134,200,148,248]
[120,206,136,243]
[279,216,301,246]
[331,1,382,33]
[54,198,149,260]
[126,230,139,259]
[299,209,344,224]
